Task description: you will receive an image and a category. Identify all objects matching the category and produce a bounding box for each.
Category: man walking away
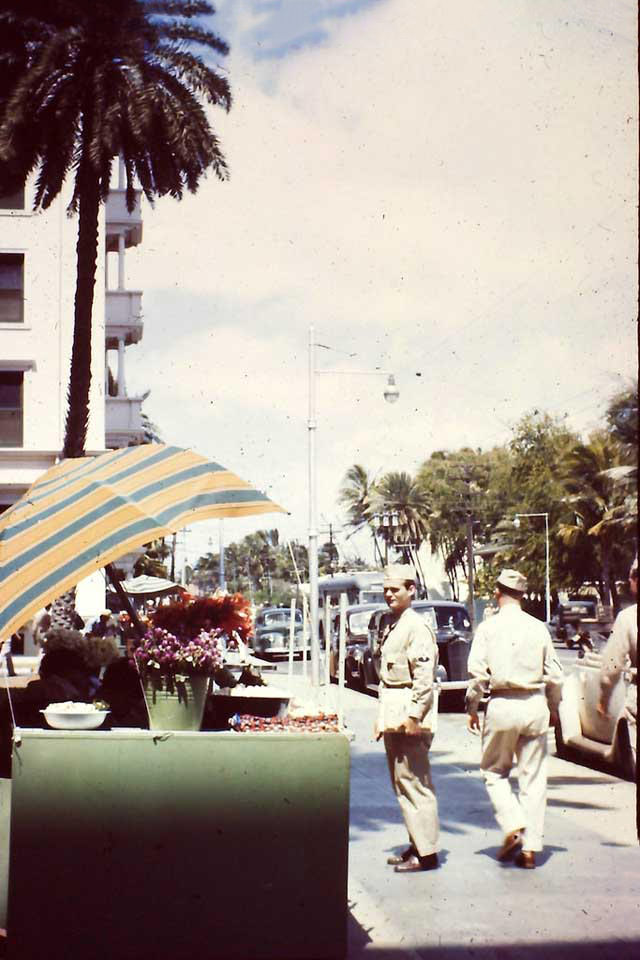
[466,569,564,869]
[376,564,440,873]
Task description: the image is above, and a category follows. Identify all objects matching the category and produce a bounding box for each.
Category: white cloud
[124,0,637,563]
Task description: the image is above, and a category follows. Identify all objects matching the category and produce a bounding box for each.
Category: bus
[317,571,385,642]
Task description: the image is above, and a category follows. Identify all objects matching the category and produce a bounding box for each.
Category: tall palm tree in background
[558,431,633,610]
[339,464,384,565]
[0,0,230,457]
[372,471,431,574]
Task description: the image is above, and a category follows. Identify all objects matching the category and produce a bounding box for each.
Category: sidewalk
[329,681,639,960]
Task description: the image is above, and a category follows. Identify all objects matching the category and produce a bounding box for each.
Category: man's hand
[404,716,421,736]
[549,710,559,728]
[467,712,481,735]
[596,699,609,718]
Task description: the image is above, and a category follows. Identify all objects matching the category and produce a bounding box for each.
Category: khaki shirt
[600,603,637,711]
[466,604,564,713]
[377,606,438,732]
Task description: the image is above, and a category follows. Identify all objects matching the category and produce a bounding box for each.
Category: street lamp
[513,512,551,623]
[308,324,399,686]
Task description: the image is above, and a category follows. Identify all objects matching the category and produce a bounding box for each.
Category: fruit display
[229,712,340,733]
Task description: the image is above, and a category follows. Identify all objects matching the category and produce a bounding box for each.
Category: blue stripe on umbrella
[0,485,270,579]
[3,444,186,518]
[0,461,224,545]
[0,517,158,633]
[0,488,273,634]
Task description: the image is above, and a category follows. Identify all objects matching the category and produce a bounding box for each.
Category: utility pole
[466,509,475,632]
[170,532,177,581]
[461,467,476,631]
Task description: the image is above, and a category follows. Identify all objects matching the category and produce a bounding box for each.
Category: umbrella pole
[104,564,146,639]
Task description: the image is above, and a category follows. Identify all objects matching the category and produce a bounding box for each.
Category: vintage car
[332,599,472,699]
[555,596,599,647]
[251,605,304,660]
[555,642,635,781]
[328,603,385,686]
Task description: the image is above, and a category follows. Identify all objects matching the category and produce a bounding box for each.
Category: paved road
[277,662,638,960]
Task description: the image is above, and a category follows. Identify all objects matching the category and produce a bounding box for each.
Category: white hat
[496,568,527,593]
[383,563,417,585]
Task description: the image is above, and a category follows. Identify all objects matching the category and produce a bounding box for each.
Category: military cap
[383,563,417,585]
[496,568,527,593]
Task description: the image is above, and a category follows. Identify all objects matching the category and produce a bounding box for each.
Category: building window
[0,254,24,324]
[0,188,25,210]
[0,371,23,447]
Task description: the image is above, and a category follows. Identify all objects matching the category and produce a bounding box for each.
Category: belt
[489,688,544,698]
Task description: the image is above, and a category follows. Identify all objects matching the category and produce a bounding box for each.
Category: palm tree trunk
[63,168,101,458]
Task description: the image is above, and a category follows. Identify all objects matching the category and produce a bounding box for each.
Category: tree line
[339,386,637,613]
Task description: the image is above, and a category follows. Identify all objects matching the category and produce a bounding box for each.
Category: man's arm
[598,612,630,715]
[405,623,437,731]
[465,624,488,721]
[542,633,564,724]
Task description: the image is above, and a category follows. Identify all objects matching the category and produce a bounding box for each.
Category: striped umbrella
[0,444,286,639]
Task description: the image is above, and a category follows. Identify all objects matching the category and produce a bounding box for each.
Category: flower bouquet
[130,593,252,731]
[132,627,223,690]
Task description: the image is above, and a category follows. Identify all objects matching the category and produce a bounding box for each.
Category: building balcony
[105,290,143,348]
[105,396,145,449]
[105,190,143,249]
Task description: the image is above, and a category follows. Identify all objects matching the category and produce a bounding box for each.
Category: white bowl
[41,709,109,730]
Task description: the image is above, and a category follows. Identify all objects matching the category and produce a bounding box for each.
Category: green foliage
[0,0,230,457]
[339,392,637,611]
[192,532,309,601]
[605,381,638,460]
[134,538,170,578]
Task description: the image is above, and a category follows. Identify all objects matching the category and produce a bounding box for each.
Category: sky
[122,0,638,572]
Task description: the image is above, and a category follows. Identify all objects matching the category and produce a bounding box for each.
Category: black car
[251,605,304,659]
[555,596,599,647]
[356,600,472,697]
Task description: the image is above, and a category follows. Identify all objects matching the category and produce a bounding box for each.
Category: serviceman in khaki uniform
[375,564,440,873]
[598,557,637,769]
[466,569,563,869]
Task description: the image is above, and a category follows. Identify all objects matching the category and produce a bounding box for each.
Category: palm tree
[0,0,230,456]
[372,471,432,572]
[557,431,634,610]
[338,464,383,564]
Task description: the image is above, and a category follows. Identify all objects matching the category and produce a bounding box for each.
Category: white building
[0,167,147,627]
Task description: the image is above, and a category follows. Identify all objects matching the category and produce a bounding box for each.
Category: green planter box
[7,730,350,960]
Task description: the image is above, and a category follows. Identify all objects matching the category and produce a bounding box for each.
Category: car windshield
[262,609,302,626]
[348,611,374,636]
[361,588,385,604]
[433,607,470,631]
[416,608,438,631]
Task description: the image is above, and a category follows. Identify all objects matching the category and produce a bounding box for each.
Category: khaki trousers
[480,691,549,852]
[383,732,439,857]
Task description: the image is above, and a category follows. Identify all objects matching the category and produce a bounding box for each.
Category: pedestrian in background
[375,564,440,873]
[466,568,564,869]
[598,557,637,770]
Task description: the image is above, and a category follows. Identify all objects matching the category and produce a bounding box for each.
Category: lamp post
[513,512,551,623]
[308,324,399,686]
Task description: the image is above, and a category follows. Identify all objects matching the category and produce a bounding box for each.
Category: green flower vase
[143,674,210,731]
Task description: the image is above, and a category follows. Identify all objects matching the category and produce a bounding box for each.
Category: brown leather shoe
[515,850,536,869]
[387,846,416,866]
[497,830,524,862]
[394,853,439,873]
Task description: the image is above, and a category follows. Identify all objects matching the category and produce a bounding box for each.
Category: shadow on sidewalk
[347,940,640,960]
